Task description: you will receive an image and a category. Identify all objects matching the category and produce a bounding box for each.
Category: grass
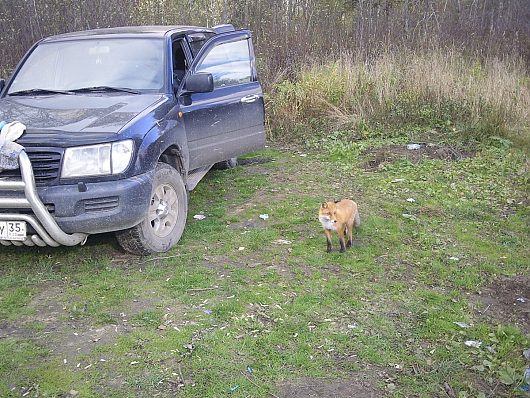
[0,137,528,397]
[267,50,530,148]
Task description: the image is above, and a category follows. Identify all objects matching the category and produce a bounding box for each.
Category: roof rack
[212,24,235,34]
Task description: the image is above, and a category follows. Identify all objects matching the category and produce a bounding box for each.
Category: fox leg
[346,220,354,248]
[338,227,347,253]
[324,229,333,253]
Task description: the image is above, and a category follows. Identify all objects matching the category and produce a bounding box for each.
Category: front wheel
[116,163,188,255]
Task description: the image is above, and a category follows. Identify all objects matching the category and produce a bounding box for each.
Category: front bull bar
[0,151,87,247]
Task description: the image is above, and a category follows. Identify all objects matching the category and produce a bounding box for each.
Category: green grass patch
[0,141,528,397]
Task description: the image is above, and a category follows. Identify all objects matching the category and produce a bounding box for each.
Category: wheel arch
[159,144,185,176]
[136,119,190,178]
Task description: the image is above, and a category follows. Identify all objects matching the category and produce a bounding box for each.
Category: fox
[319,199,360,253]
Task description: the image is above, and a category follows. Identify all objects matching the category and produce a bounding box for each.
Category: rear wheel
[213,157,238,170]
[116,162,187,255]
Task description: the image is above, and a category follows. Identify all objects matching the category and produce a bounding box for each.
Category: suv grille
[28,151,62,182]
[0,148,63,185]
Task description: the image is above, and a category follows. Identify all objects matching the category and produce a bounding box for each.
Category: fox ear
[321,202,327,209]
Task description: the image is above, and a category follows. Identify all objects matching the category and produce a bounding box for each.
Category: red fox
[319,199,360,253]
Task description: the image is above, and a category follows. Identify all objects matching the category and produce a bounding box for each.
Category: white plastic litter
[0,121,25,144]
[516,297,527,303]
[259,214,269,220]
[193,214,207,220]
[406,144,421,150]
[406,198,416,203]
[0,121,26,171]
[464,340,482,348]
[449,256,460,261]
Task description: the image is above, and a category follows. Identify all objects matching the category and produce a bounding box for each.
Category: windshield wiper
[8,88,75,96]
[69,86,139,94]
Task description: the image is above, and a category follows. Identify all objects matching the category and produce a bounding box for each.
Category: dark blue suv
[0,24,265,254]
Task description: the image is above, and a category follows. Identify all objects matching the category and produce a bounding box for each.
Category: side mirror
[0,79,5,93]
[184,73,214,93]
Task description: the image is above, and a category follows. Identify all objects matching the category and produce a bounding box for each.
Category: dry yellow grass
[268,49,530,146]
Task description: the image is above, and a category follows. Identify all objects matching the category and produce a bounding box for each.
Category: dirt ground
[278,375,380,398]
[469,274,530,334]
[0,281,159,363]
[363,144,475,170]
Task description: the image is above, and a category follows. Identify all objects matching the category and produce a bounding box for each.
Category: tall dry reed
[267,49,530,146]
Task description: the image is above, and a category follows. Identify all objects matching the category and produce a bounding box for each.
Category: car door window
[172,39,188,86]
[195,39,251,89]
[188,32,215,56]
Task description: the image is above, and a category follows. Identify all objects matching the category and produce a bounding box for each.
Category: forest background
[0,0,529,146]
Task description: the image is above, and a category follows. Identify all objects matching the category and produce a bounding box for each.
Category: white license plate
[0,221,26,241]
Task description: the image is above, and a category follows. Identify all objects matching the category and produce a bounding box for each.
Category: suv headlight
[61,140,134,178]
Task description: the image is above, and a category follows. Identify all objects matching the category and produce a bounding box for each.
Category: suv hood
[0,94,165,135]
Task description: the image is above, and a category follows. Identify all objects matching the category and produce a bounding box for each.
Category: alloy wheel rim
[148,183,178,238]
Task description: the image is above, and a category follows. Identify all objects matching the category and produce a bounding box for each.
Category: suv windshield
[8,38,164,94]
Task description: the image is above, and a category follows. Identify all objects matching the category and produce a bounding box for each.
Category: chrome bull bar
[0,151,87,247]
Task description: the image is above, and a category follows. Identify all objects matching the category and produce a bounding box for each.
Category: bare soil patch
[277,374,380,398]
[0,286,165,362]
[52,323,135,360]
[27,282,66,323]
[234,157,275,178]
[224,188,268,217]
[227,219,266,230]
[49,297,172,360]
[469,274,530,334]
[363,144,475,170]
[0,281,66,339]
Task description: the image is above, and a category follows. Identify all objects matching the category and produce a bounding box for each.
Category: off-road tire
[116,163,188,255]
[213,157,238,170]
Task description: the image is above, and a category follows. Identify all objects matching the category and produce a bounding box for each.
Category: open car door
[179,30,265,169]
